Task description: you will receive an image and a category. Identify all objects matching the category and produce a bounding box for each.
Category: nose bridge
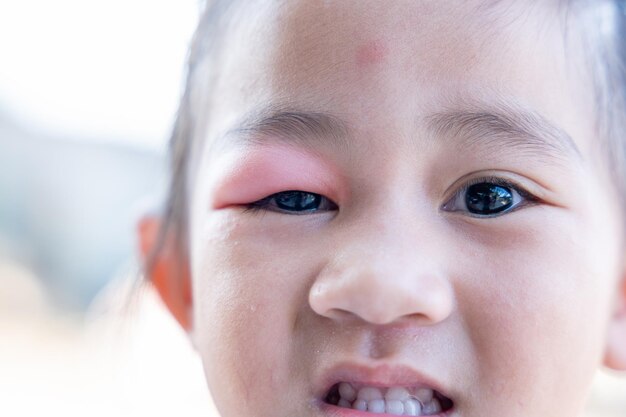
[340,190,440,270]
[309,203,454,326]
[340,210,419,270]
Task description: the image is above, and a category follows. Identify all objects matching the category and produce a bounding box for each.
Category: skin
[139,1,626,416]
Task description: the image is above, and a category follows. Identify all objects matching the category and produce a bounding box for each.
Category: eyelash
[243,191,338,216]
[442,175,540,218]
[242,176,539,217]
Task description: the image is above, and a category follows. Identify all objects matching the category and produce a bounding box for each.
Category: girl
[139,1,626,416]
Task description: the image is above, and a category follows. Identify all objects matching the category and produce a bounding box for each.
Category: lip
[313,361,455,415]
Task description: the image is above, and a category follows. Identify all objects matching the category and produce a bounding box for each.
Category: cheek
[453,208,618,411]
[188,145,342,412]
[189,210,316,413]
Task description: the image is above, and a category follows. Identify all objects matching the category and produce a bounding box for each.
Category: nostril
[325,308,359,322]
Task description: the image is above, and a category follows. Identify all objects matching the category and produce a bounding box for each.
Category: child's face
[181,1,626,417]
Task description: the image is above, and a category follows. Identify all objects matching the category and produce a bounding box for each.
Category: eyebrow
[220,101,581,164]
[222,109,351,153]
[424,101,582,164]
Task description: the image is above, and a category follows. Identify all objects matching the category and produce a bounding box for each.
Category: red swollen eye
[246,190,338,215]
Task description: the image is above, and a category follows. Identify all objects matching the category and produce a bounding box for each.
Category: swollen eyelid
[208,148,341,210]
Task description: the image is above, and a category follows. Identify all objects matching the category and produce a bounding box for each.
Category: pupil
[465,183,513,215]
[275,191,321,211]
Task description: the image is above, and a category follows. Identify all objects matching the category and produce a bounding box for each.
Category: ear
[137,214,193,331]
[604,271,626,370]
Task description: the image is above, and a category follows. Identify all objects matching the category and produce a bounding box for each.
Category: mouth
[324,382,454,416]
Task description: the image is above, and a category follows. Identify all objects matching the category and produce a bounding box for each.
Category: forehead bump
[355,39,388,67]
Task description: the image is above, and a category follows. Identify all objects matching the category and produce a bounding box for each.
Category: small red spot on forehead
[355,40,387,67]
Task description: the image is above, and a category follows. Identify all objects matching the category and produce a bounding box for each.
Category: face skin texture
[139,1,626,416]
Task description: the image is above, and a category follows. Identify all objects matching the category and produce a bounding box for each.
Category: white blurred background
[0,1,217,416]
[0,1,624,416]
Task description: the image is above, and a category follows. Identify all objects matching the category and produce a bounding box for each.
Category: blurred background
[0,1,624,416]
[0,1,217,416]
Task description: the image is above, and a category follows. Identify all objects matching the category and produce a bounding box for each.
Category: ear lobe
[604,276,626,370]
[137,215,193,331]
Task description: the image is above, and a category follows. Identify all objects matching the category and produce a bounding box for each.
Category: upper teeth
[333,383,444,416]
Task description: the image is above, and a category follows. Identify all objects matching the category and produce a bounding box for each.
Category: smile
[324,382,454,416]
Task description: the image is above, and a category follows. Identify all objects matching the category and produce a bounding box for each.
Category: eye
[245,190,338,215]
[442,177,538,217]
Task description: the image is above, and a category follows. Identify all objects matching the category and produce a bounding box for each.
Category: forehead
[202,0,596,164]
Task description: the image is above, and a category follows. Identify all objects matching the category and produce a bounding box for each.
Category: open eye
[245,190,338,215]
[442,177,538,217]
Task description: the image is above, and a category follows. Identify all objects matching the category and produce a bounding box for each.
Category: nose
[308,218,454,327]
